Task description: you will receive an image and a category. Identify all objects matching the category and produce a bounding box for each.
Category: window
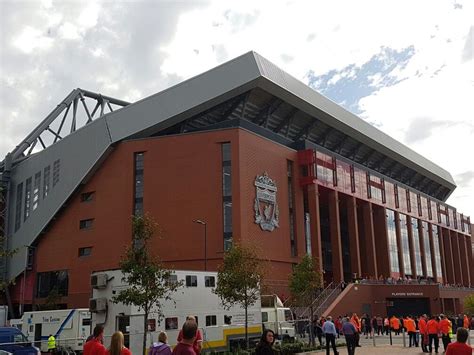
[165,317,178,330]
[386,209,399,273]
[165,274,178,286]
[432,225,443,278]
[287,160,297,257]
[82,318,91,326]
[15,183,23,232]
[79,219,94,230]
[185,275,197,287]
[78,247,92,257]
[43,165,50,198]
[399,214,412,275]
[394,185,399,209]
[412,218,423,276]
[262,312,268,323]
[33,171,41,211]
[81,192,95,202]
[222,143,232,250]
[52,159,60,187]
[36,270,68,298]
[206,315,217,327]
[224,315,232,325]
[24,177,32,221]
[26,247,34,271]
[422,221,433,278]
[134,152,144,216]
[205,276,215,287]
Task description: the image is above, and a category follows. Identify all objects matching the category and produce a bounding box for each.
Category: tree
[464,293,474,314]
[112,215,182,353]
[288,254,322,346]
[214,243,265,349]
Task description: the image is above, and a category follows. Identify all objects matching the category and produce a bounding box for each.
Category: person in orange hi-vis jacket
[350,313,361,347]
[439,314,452,352]
[390,316,401,335]
[463,314,469,329]
[427,315,440,353]
[418,314,429,353]
[405,316,417,347]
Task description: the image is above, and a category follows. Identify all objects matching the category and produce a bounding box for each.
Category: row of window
[14,160,60,231]
[300,149,471,235]
[164,314,233,330]
[182,275,215,288]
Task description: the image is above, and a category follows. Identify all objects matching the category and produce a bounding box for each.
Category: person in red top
[439,314,452,352]
[446,327,473,355]
[418,315,428,353]
[177,316,202,355]
[173,321,198,355]
[106,331,131,355]
[84,325,107,355]
[427,315,440,354]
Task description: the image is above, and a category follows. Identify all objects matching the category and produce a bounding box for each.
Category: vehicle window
[262,312,268,323]
[165,317,178,330]
[13,333,27,343]
[284,309,293,321]
[82,318,91,326]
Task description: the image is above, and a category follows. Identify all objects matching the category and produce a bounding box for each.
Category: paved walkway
[311,345,429,354]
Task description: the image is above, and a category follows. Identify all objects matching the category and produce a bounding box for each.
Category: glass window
[432,225,443,278]
[15,183,23,231]
[421,221,433,278]
[165,274,178,286]
[412,218,423,276]
[36,270,68,298]
[134,152,144,216]
[262,312,268,323]
[78,247,92,257]
[386,209,399,273]
[24,177,32,221]
[205,276,215,287]
[223,202,232,233]
[185,275,197,287]
[79,219,94,230]
[222,143,232,250]
[287,160,297,257]
[206,315,217,327]
[165,317,178,330]
[43,165,51,198]
[224,315,232,325]
[52,159,60,187]
[399,214,412,275]
[81,192,95,202]
[33,171,41,211]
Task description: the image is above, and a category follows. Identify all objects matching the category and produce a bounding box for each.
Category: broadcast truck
[12,309,91,353]
[90,269,263,354]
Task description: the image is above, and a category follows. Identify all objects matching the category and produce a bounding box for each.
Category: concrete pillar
[347,196,361,278]
[468,234,474,287]
[362,202,378,278]
[407,216,417,278]
[307,184,323,277]
[395,211,405,278]
[329,190,343,283]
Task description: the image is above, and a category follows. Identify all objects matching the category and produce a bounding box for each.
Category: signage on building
[391,292,424,297]
[254,172,279,231]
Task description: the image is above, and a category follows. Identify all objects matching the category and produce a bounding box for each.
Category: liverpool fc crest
[254,172,279,231]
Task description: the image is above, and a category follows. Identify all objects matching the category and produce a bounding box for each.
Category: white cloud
[13,26,54,53]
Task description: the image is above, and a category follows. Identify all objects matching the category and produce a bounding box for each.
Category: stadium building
[1,52,473,319]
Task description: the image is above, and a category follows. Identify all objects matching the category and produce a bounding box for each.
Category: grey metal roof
[1,51,459,279]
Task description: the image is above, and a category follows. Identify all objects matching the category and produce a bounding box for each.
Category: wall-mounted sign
[391,292,424,297]
[254,172,279,231]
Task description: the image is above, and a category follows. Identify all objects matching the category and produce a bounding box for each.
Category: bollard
[372,331,376,347]
[389,328,392,346]
[402,327,406,347]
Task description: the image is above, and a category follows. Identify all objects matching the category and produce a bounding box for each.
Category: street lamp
[193,219,207,271]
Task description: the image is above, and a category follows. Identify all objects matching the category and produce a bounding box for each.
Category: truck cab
[0,327,40,355]
[261,295,295,341]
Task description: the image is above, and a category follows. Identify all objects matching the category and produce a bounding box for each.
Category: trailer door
[34,323,42,348]
[117,316,130,348]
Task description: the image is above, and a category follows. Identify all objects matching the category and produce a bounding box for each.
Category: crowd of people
[296,312,474,354]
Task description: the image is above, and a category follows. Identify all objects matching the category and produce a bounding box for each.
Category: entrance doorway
[386,298,430,317]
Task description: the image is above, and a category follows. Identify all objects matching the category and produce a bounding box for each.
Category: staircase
[291,282,344,320]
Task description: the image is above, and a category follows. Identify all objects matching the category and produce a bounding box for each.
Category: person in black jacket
[255,329,275,355]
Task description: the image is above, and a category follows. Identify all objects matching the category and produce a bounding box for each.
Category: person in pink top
[173,321,198,355]
[446,328,473,355]
[106,332,131,355]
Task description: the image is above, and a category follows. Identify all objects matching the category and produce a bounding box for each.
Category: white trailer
[18,309,91,353]
[91,269,262,354]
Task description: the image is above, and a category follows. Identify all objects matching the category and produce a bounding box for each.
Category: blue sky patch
[306,46,415,115]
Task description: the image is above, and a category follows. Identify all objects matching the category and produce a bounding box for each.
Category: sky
[1,0,473,218]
